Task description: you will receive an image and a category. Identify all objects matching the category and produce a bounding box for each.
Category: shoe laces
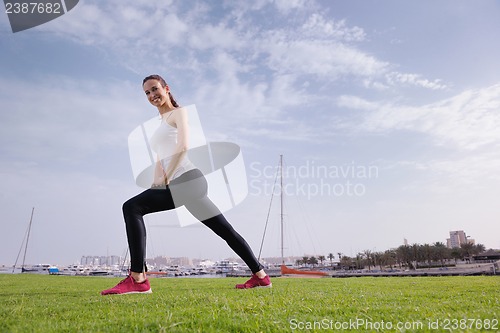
[116,275,133,286]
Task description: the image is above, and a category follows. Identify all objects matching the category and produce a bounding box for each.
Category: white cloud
[0,77,146,163]
[209,51,248,78]
[273,0,311,13]
[301,14,366,42]
[334,83,500,218]
[386,72,447,90]
[226,0,315,16]
[429,153,500,184]
[193,68,271,125]
[33,1,446,95]
[339,83,500,150]
[188,23,244,51]
[260,32,387,79]
[337,95,379,111]
[40,0,184,51]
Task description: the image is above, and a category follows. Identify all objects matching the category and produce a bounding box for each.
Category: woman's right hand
[151,183,165,189]
[152,159,167,188]
[151,179,166,189]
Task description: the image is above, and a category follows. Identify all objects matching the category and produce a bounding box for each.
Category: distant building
[80,255,123,267]
[146,256,192,267]
[446,230,474,248]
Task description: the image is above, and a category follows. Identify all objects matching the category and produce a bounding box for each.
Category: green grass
[0,275,498,332]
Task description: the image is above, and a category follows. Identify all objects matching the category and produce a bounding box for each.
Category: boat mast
[21,207,35,272]
[280,155,284,265]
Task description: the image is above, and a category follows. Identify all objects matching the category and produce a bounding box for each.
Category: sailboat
[13,207,58,274]
[12,207,35,273]
[260,155,328,277]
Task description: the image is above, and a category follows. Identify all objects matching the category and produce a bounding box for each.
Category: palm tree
[372,252,385,270]
[411,243,422,268]
[473,243,486,254]
[433,242,449,267]
[355,253,363,270]
[302,256,309,268]
[422,243,433,267]
[467,243,486,261]
[450,248,462,264]
[396,245,413,269]
[363,249,373,270]
[460,243,474,262]
[340,255,351,270]
[308,256,318,267]
[383,249,397,269]
[318,255,326,267]
[327,253,335,267]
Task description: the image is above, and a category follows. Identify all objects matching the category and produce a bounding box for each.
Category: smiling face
[143,79,169,107]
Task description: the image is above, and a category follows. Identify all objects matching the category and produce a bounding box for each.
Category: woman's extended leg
[185,197,263,274]
[171,170,270,288]
[184,196,271,288]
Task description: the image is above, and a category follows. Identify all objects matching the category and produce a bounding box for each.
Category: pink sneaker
[235,274,272,289]
[101,275,152,295]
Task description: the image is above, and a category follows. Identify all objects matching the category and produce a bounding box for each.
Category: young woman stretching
[101,75,271,295]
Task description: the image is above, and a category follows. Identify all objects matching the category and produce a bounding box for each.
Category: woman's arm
[162,108,189,184]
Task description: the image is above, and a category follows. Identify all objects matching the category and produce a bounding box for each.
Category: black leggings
[122,169,263,274]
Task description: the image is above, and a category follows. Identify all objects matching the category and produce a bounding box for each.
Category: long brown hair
[142,74,179,108]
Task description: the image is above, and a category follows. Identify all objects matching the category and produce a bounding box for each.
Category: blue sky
[1,0,500,266]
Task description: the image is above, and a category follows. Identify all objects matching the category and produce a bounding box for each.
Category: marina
[5,189,498,280]
[2,259,497,278]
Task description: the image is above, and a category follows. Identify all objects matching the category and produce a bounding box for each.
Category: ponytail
[169,92,179,108]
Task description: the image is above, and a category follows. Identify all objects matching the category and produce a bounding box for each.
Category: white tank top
[149,119,196,180]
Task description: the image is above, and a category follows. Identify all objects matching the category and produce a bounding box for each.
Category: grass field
[0,274,498,332]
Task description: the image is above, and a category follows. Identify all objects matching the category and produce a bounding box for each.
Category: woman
[101,75,271,295]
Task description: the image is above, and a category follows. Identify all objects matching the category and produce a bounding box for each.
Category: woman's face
[143,79,169,107]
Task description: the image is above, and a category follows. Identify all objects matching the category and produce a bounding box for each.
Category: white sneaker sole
[112,289,153,295]
[256,283,272,288]
[236,283,272,289]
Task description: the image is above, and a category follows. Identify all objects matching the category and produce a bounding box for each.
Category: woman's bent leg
[122,188,175,273]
